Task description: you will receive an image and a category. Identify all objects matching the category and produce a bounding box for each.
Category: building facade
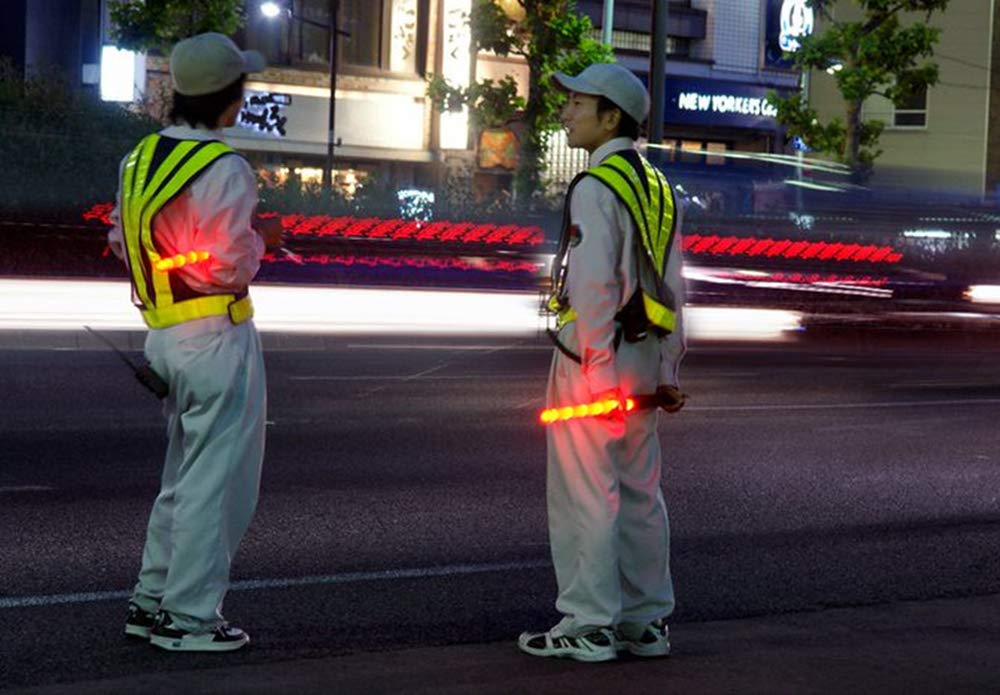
[806,0,999,198]
[544,0,804,185]
[0,0,105,95]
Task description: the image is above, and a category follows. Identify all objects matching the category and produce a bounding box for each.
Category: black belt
[546,325,623,364]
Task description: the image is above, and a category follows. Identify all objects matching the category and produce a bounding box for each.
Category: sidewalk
[13,593,1000,694]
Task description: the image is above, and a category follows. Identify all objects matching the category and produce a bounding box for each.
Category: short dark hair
[169,74,246,129]
[597,95,641,141]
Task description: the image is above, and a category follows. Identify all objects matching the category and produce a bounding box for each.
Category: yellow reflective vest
[549,149,678,334]
[120,134,254,329]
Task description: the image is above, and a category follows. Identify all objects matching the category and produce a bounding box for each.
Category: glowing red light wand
[539,390,683,425]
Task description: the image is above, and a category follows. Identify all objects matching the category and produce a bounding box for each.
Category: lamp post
[261,1,342,193]
[648,0,668,145]
[602,0,614,45]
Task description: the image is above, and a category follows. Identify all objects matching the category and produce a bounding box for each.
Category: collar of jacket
[589,137,638,168]
[159,124,227,142]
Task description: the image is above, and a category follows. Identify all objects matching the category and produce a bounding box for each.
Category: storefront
[658,76,793,164]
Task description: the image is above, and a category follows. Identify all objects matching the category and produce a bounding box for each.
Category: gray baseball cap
[553,63,650,124]
[170,33,266,96]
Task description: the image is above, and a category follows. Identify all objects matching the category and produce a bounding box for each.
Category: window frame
[862,83,929,131]
[243,0,429,80]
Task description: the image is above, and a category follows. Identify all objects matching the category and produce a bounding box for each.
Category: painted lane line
[684,398,1000,413]
[0,485,54,493]
[0,559,550,610]
[289,374,532,381]
[346,343,550,351]
[0,589,130,608]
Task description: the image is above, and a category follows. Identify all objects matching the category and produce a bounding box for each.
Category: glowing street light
[260,1,283,19]
[260,1,343,194]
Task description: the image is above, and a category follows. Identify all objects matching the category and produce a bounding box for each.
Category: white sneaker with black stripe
[149,611,250,652]
[517,627,617,662]
[124,602,157,641]
[613,618,671,658]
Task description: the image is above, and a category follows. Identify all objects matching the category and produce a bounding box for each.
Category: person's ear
[603,107,622,134]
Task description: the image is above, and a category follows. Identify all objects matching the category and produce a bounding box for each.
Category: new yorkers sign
[666,78,788,130]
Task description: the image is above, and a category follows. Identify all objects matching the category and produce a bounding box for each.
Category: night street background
[2,333,999,689]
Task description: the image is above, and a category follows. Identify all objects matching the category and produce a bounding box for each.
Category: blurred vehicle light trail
[0,279,803,341]
[965,285,1000,303]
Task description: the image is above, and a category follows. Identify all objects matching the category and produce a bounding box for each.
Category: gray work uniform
[546,136,686,637]
[109,125,267,633]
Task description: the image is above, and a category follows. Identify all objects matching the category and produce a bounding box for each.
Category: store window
[244,0,424,75]
[666,139,729,165]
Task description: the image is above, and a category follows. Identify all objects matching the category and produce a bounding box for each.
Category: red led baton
[539,394,668,425]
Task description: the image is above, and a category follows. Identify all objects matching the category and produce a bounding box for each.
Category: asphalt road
[2,333,1000,689]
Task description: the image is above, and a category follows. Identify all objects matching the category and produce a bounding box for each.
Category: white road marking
[684,398,1000,413]
[0,559,550,610]
[0,485,54,494]
[346,343,549,351]
[889,382,996,389]
[289,374,531,381]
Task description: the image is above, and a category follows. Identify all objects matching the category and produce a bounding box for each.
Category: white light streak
[782,179,846,193]
[965,285,1000,304]
[903,229,951,239]
[0,280,804,342]
[685,306,803,341]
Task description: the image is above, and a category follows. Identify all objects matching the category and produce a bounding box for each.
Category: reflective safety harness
[120,134,254,329]
[548,149,678,339]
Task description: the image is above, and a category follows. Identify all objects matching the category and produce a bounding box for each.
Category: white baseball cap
[170,33,266,96]
[553,63,651,124]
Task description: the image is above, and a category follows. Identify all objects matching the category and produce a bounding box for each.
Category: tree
[108,0,246,54]
[0,59,157,217]
[427,0,613,207]
[769,0,949,180]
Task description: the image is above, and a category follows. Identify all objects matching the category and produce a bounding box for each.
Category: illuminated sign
[677,92,778,119]
[238,91,291,137]
[665,78,788,129]
[779,0,814,52]
[765,0,815,68]
[101,46,138,102]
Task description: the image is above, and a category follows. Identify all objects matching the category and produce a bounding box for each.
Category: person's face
[560,91,620,153]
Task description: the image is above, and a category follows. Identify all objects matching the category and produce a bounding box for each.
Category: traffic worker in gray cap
[108,32,281,652]
[518,62,686,662]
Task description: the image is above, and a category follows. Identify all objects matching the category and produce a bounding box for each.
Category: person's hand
[254,214,284,250]
[656,384,686,413]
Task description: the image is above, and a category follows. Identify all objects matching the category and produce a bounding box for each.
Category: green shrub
[0,58,158,220]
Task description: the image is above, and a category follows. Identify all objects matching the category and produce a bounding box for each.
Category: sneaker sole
[517,642,617,663]
[150,633,250,652]
[124,624,152,641]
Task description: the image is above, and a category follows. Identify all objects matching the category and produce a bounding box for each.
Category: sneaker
[517,627,617,663]
[149,611,250,652]
[613,618,670,658]
[124,602,157,641]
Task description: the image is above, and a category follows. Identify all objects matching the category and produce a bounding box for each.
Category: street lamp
[260,0,343,193]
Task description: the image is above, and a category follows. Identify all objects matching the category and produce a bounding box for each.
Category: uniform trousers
[545,322,674,637]
[131,314,266,632]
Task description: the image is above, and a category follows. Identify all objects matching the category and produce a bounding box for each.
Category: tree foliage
[0,59,157,217]
[108,0,246,54]
[427,0,613,206]
[769,0,949,179]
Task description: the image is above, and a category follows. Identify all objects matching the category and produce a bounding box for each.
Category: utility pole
[323,0,340,193]
[648,0,668,145]
[602,0,614,45]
